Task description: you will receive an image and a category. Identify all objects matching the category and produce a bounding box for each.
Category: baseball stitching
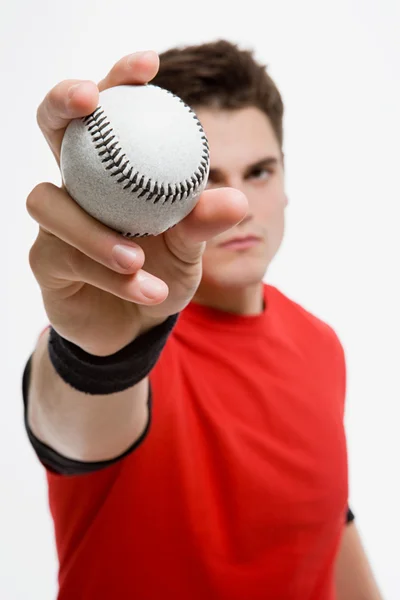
[82,90,210,238]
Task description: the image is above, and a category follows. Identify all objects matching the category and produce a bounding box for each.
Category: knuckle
[36,81,66,131]
[26,183,52,220]
[36,93,51,132]
[67,245,85,275]
[36,102,44,129]
[29,228,68,272]
[28,240,40,273]
[28,233,47,274]
[29,230,78,283]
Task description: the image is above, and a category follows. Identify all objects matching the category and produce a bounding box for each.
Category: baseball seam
[82,89,210,238]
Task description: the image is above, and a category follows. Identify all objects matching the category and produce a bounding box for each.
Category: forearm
[335,522,383,600]
[27,328,149,463]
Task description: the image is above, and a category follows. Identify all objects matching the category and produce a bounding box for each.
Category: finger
[36,51,159,163]
[30,233,168,305]
[72,251,169,305]
[26,183,145,274]
[165,188,248,263]
[37,79,99,163]
[98,50,160,91]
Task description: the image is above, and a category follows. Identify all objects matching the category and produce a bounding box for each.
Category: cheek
[248,185,286,222]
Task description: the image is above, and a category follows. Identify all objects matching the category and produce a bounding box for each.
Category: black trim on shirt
[22,357,152,476]
[22,353,357,525]
[346,507,355,524]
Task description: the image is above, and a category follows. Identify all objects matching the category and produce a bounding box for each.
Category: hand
[27,51,248,356]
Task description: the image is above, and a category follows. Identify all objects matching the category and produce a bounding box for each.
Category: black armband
[48,314,178,395]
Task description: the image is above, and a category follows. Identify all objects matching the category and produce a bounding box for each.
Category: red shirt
[47,284,348,599]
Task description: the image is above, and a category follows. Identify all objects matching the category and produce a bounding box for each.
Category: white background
[1,0,399,598]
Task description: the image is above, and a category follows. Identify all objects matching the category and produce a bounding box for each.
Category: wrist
[136,312,173,339]
[48,313,179,395]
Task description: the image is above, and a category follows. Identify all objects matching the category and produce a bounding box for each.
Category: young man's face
[195,106,287,290]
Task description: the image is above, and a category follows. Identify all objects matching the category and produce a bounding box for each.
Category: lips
[218,235,262,250]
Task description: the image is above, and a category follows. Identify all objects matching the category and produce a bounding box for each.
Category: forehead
[195,106,281,170]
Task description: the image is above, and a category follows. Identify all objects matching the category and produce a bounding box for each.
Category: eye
[206,171,224,188]
[249,167,272,181]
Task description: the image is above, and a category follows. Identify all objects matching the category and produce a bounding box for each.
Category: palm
[43,228,202,353]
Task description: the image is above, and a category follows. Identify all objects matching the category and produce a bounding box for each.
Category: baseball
[60,84,210,237]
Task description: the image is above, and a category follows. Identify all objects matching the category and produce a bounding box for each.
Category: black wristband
[48,314,179,395]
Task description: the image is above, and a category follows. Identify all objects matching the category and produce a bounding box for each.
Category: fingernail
[137,274,165,299]
[112,245,138,269]
[127,50,155,66]
[67,83,82,100]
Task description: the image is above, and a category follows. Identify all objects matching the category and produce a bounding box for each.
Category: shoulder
[267,284,345,357]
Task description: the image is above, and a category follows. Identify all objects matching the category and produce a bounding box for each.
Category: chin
[201,255,269,289]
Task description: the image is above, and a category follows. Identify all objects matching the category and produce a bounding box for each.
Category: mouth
[218,235,262,251]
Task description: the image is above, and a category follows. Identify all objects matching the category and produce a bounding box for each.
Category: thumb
[165,188,248,264]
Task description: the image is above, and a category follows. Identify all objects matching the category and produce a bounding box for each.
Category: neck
[192,281,265,315]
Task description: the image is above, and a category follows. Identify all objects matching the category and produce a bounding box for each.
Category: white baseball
[60,84,210,237]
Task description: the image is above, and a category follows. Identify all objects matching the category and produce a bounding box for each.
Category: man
[24,40,382,599]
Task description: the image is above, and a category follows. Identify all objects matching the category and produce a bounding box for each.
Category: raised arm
[25,50,247,466]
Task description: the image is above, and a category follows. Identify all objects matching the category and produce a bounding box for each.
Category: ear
[284,194,289,207]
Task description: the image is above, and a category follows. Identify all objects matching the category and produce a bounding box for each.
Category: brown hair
[152,39,284,148]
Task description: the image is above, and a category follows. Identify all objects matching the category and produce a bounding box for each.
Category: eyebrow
[209,156,279,179]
